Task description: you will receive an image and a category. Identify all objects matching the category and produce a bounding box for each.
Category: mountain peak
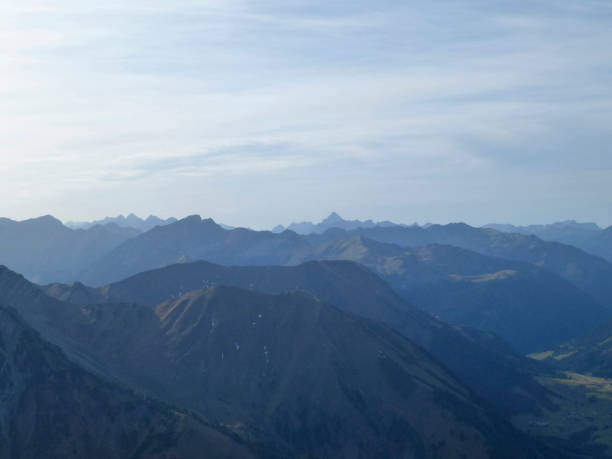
[179,214,202,224]
[202,217,218,225]
[322,212,344,224]
[32,214,64,226]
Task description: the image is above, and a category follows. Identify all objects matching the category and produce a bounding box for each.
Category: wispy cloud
[0,0,611,226]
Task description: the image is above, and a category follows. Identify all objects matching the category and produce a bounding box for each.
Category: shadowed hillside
[0,305,255,459]
[308,237,609,352]
[45,260,555,416]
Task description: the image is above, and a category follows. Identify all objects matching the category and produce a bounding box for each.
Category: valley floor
[513,372,612,458]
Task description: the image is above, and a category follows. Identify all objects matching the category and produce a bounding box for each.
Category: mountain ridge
[66,213,177,231]
[75,215,612,352]
[306,236,610,352]
[485,220,612,263]
[0,216,139,284]
[273,212,408,234]
[0,264,559,457]
[44,259,555,416]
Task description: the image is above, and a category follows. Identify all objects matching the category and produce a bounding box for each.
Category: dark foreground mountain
[46,260,553,415]
[1,266,558,458]
[0,305,254,459]
[0,215,138,284]
[308,237,609,352]
[145,287,552,458]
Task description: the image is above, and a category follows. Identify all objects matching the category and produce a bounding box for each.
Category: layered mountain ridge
[273,212,407,234]
[77,215,612,313]
[69,215,612,354]
[0,265,558,458]
[44,259,553,415]
[307,236,610,352]
[486,221,612,263]
[66,213,177,232]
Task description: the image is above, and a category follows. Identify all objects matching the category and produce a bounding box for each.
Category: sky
[1,0,611,229]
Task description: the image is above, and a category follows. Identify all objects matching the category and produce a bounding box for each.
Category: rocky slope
[0,305,254,459]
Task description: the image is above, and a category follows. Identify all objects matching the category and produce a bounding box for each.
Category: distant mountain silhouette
[0,304,254,459]
[66,213,177,232]
[273,212,405,234]
[486,220,601,236]
[308,237,610,352]
[0,216,139,283]
[47,259,554,415]
[485,221,612,263]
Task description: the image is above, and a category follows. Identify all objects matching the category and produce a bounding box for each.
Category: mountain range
[3,212,610,354]
[328,222,612,309]
[3,210,612,456]
[77,216,612,309]
[71,215,612,353]
[306,237,610,352]
[0,216,139,283]
[0,264,558,458]
[5,213,612,316]
[272,212,407,234]
[78,216,313,285]
[66,213,178,232]
[486,221,612,264]
[43,259,554,415]
[276,215,612,266]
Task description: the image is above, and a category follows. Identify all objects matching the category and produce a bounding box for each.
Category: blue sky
[1,0,611,228]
